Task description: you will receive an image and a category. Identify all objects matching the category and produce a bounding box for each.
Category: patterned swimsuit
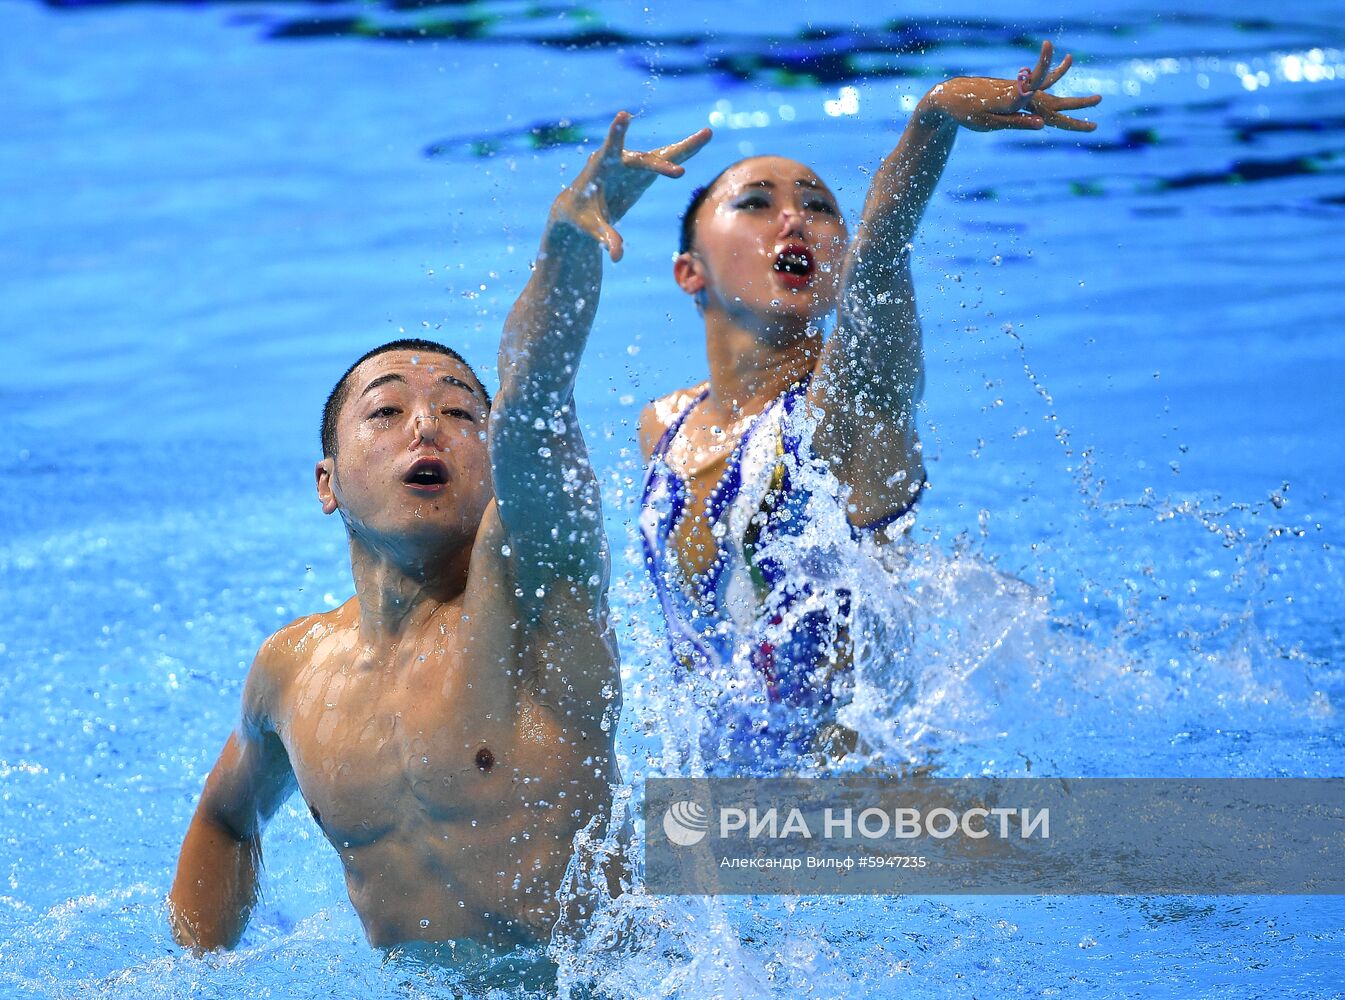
[639,377,918,771]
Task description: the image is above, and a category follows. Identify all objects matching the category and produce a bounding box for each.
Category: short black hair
[320,338,491,458]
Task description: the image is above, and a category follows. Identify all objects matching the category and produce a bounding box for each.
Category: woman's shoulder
[638,381,710,460]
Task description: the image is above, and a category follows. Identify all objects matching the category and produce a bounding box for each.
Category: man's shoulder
[243,603,356,721]
[258,605,352,672]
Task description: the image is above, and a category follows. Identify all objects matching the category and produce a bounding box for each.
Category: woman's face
[683,156,849,327]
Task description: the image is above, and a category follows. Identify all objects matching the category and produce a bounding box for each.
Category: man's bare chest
[278,648,525,845]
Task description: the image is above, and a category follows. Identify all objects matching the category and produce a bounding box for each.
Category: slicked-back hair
[320,338,491,458]
[677,159,758,255]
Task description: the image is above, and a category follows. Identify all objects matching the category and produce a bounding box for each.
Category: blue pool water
[3,1,1344,996]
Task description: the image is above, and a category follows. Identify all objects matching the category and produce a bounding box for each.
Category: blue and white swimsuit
[640,377,918,772]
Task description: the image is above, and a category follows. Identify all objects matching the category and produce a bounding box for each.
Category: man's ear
[316,458,339,515]
[673,251,705,296]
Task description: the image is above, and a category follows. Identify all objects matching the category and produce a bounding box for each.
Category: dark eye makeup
[733,193,771,210]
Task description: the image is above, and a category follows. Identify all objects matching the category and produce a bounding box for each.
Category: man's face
[316,350,492,549]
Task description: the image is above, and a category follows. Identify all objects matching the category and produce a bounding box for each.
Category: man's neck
[345,532,472,653]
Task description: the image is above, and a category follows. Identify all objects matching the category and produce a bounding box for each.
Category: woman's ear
[673,251,705,296]
[316,458,339,515]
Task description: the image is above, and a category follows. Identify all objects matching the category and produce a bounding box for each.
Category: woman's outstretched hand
[919,41,1101,133]
[553,112,713,262]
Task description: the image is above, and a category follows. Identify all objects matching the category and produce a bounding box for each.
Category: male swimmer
[168,113,710,956]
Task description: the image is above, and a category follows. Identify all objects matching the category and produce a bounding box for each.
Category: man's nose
[414,412,441,442]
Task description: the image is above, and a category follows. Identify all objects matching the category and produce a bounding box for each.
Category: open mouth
[403,456,449,491]
[773,244,814,290]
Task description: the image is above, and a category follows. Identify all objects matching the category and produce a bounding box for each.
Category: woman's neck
[701,309,822,419]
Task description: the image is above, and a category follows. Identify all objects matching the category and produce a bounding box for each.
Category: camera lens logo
[663,800,709,847]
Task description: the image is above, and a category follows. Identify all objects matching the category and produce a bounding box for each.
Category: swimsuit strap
[852,481,925,533]
[649,385,711,463]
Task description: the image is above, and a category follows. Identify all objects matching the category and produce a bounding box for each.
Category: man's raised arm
[490,113,710,609]
[810,41,1100,524]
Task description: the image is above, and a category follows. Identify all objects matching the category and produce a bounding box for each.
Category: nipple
[475,746,495,772]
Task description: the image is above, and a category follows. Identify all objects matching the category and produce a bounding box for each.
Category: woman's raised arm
[809,41,1100,525]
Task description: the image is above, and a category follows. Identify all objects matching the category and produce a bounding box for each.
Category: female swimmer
[636,42,1101,770]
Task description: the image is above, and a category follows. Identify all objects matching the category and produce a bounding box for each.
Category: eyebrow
[358,372,481,399]
[732,178,827,193]
[440,375,480,397]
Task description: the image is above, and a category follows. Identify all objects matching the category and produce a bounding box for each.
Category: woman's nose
[777,206,805,237]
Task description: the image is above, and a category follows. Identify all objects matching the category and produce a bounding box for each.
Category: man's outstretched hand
[552,112,713,262]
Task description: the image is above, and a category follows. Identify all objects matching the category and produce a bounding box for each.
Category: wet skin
[168,112,712,955]
[255,577,615,947]
[683,156,848,334]
[170,352,619,949]
[643,46,1103,581]
[656,157,850,580]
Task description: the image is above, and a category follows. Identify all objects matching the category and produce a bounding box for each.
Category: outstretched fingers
[1041,52,1074,91]
[624,127,714,178]
[660,127,714,166]
[599,111,633,163]
[624,149,687,179]
[1038,109,1098,132]
[1037,92,1103,112]
[1024,44,1102,131]
[1031,90,1101,131]
[571,113,712,251]
[1026,41,1054,91]
[985,111,1045,130]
